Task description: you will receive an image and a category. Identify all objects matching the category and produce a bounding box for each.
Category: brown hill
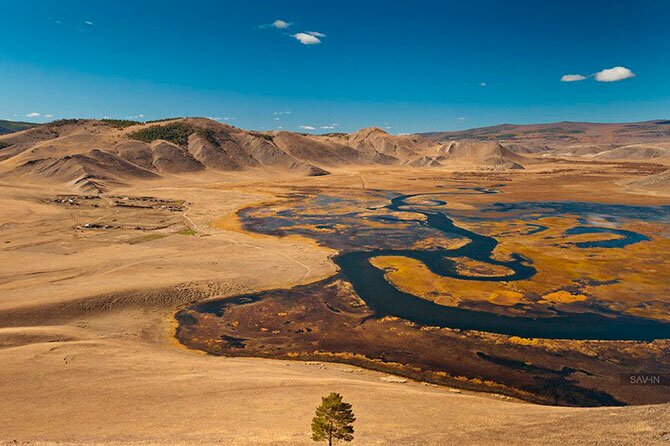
[342,127,435,160]
[420,120,670,149]
[14,148,159,193]
[9,117,668,192]
[593,144,670,160]
[0,118,335,191]
[550,144,609,157]
[0,119,39,135]
[0,119,455,192]
[436,141,528,169]
[504,143,552,154]
[629,168,670,193]
[150,140,205,173]
[404,156,443,168]
[270,131,375,166]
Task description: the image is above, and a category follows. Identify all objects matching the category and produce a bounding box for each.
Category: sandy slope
[1,170,669,445]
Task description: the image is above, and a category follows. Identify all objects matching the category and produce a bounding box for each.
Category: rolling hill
[0,119,39,135]
[420,120,670,147]
[436,140,528,169]
[1,118,536,193]
[3,117,668,193]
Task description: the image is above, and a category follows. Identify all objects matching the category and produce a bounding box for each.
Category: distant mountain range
[419,120,670,147]
[0,118,668,193]
[420,120,670,161]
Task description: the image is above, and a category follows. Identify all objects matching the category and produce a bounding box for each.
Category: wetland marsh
[177,181,670,406]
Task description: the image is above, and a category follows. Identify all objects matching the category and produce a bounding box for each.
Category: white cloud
[307,31,325,37]
[561,74,587,82]
[479,82,487,87]
[258,19,292,30]
[293,32,322,45]
[45,114,53,118]
[320,125,336,129]
[26,112,40,117]
[299,125,315,130]
[457,117,466,121]
[273,111,291,115]
[594,66,635,82]
[84,21,93,26]
[274,117,280,121]
[206,116,235,121]
[272,20,290,29]
[560,66,635,83]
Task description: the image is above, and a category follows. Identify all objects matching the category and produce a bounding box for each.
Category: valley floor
[1,165,669,445]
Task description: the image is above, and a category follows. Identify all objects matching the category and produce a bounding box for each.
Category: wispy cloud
[318,123,339,129]
[26,112,40,117]
[45,114,53,118]
[457,117,466,121]
[84,20,94,26]
[272,20,290,29]
[478,82,487,87]
[273,111,291,115]
[560,74,587,82]
[299,125,316,130]
[258,19,292,30]
[293,32,325,45]
[260,18,326,46]
[595,66,635,82]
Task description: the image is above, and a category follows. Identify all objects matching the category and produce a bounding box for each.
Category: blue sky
[1,0,668,133]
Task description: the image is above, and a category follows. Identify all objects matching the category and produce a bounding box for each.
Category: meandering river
[198,188,670,341]
[334,193,670,340]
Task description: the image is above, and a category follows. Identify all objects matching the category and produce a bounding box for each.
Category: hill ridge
[2,117,668,193]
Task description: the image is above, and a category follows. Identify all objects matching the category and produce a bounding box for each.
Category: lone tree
[311,392,356,445]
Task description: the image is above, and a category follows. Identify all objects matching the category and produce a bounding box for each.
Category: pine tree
[311,392,356,445]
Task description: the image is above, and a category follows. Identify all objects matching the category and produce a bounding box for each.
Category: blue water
[564,226,650,248]
[239,190,670,341]
[483,201,670,224]
[334,193,670,341]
